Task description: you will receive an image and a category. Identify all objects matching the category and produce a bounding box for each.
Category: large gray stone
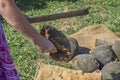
[72,54,100,72]
[95,38,113,47]
[101,62,120,80]
[112,39,120,60]
[91,45,116,69]
[68,37,79,58]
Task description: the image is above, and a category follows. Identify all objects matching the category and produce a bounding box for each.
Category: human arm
[0,0,57,53]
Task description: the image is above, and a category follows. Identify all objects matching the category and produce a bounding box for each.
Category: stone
[101,62,120,80]
[68,37,79,57]
[72,54,100,72]
[95,38,113,47]
[91,45,116,69]
[112,39,120,60]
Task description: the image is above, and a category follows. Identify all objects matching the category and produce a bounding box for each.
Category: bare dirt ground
[70,24,119,49]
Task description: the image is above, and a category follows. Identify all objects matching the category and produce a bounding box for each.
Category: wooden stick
[28,8,89,23]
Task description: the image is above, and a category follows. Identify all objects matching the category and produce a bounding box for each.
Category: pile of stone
[35,24,120,80]
[72,38,120,80]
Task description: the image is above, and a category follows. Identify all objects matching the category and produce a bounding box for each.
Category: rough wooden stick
[28,8,89,23]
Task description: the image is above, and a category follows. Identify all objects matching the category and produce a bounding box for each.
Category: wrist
[31,34,44,46]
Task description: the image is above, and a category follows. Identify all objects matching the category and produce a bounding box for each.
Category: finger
[53,47,57,53]
[41,50,49,53]
[49,47,57,53]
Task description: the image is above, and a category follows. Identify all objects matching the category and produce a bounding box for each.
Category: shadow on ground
[15,0,78,11]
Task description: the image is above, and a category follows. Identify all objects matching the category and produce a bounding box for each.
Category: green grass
[1,0,120,79]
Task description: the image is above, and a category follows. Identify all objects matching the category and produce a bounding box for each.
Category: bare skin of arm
[0,0,57,53]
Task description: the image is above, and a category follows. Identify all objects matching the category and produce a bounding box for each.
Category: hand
[35,35,57,53]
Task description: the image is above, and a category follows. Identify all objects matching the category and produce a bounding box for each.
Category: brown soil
[70,24,119,49]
